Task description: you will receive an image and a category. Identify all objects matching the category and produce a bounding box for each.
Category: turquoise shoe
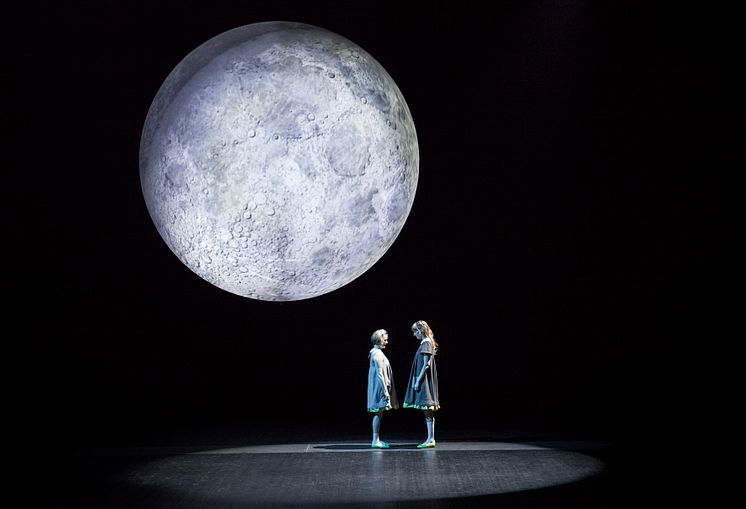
[416,441,436,449]
[371,442,390,449]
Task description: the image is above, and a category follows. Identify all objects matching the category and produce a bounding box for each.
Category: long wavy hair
[412,320,438,354]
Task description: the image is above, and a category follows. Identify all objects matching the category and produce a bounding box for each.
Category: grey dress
[403,338,440,410]
[367,348,399,412]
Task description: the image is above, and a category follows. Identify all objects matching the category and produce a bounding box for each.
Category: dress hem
[367,404,399,413]
[403,403,440,411]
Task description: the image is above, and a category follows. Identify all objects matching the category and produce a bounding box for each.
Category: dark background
[12,1,734,492]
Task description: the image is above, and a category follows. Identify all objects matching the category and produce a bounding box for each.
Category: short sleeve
[420,339,434,355]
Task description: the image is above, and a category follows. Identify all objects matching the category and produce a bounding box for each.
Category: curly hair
[371,329,388,345]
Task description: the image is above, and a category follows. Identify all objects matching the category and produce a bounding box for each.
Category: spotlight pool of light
[118,440,606,505]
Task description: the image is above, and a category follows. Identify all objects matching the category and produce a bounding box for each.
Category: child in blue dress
[403,320,440,448]
[367,329,398,448]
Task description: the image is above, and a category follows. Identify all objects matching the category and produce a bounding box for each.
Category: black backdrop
[12,1,733,475]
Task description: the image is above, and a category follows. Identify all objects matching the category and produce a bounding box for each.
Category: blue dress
[367,348,399,412]
[403,339,440,410]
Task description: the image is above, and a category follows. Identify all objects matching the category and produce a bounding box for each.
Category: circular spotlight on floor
[118,441,605,506]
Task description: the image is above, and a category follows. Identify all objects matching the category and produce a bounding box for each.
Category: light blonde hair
[371,329,387,345]
[412,320,439,354]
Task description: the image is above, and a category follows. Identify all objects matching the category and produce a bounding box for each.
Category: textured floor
[14,430,642,509]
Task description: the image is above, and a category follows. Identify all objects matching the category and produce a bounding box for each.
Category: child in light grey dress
[403,320,440,448]
[367,329,398,448]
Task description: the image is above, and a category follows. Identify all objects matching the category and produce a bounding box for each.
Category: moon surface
[139,22,418,301]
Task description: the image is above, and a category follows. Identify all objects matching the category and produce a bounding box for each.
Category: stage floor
[16,429,646,508]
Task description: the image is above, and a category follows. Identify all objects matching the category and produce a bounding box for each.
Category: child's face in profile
[378,332,389,348]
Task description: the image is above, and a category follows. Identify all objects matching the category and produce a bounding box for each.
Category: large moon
[140,22,418,301]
